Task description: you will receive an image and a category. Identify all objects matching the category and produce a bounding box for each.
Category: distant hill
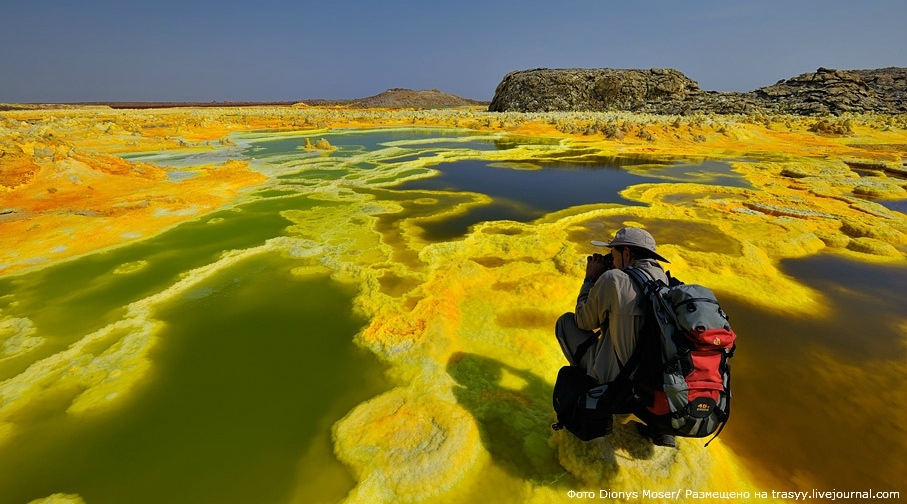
[1,101,303,110]
[350,88,488,108]
[1,89,488,110]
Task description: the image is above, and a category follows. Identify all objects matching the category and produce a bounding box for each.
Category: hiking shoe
[651,433,676,448]
[637,423,677,448]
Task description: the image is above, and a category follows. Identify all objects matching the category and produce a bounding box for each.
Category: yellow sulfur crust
[2,106,906,502]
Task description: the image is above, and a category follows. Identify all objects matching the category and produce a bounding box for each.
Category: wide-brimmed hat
[592,227,670,262]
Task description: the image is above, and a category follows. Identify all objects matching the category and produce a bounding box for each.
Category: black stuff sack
[551,366,614,441]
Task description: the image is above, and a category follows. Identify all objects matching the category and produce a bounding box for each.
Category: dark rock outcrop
[488,68,709,114]
[489,67,907,115]
[754,67,906,115]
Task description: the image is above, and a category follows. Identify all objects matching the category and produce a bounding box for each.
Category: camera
[602,252,614,270]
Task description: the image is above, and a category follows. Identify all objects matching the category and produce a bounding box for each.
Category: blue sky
[1,0,904,103]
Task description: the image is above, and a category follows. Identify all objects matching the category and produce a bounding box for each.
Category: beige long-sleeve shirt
[574,258,667,383]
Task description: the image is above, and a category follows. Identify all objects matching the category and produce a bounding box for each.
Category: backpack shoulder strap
[613,345,642,383]
[621,266,670,378]
[624,266,655,296]
[612,267,653,383]
[626,266,679,328]
[572,333,598,365]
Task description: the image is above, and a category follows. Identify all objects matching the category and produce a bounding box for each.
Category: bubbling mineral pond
[1,108,906,504]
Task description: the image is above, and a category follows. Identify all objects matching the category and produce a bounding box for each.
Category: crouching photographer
[553,227,675,447]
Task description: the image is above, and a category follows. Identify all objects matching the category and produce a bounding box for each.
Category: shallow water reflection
[394,158,746,240]
[722,255,907,491]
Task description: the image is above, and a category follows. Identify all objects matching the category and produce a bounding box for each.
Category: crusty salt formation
[332,388,484,503]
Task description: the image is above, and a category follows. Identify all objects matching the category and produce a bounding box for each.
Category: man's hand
[585,253,610,282]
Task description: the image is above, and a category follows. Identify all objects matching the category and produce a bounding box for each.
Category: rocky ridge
[489,67,907,115]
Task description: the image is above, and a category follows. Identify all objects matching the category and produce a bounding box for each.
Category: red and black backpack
[625,267,736,445]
